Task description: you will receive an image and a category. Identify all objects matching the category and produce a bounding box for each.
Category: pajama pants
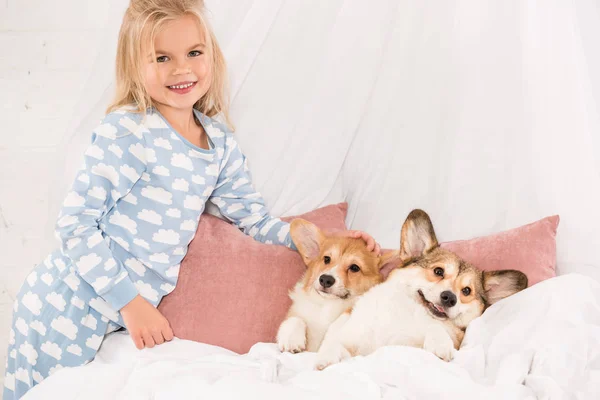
[3,251,122,400]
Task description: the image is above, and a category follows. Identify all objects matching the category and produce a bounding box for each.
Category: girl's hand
[120,295,174,349]
[333,229,382,255]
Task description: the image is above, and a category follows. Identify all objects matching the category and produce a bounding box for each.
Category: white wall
[0,0,116,390]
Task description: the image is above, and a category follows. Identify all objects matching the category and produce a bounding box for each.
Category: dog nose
[440,291,457,307]
[319,274,335,288]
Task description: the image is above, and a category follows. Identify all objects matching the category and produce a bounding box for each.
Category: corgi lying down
[314,209,528,370]
[276,219,398,353]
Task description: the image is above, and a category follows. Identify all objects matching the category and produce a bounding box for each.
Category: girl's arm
[209,131,381,254]
[54,112,147,311]
[208,132,297,250]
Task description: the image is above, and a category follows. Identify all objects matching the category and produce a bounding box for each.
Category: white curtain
[51,0,600,280]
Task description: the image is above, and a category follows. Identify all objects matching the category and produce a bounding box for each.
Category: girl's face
[144,14,211,113]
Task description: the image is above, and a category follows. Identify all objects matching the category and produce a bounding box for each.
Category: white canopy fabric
[51,0,600,280]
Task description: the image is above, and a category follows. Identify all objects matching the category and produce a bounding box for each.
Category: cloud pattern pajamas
[3,107,296,399]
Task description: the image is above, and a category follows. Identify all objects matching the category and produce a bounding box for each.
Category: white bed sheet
[23,273,600,400]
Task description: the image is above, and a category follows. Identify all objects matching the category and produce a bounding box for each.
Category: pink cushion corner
[440,215,560,286]
[157,202,348,354]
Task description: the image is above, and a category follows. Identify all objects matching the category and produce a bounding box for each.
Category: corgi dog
[315,209,528,370]
[276,219,398,353]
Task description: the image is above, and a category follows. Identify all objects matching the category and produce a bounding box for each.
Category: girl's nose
[172,59,191,75]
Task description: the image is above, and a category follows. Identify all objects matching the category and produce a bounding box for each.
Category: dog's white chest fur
[328,269,456,359]
[279,284,354,352]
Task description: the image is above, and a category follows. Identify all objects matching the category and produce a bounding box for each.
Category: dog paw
[423,332,455,362]
[276,318,307,353]
[314,344,351,370]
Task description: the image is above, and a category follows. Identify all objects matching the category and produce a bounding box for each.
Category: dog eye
[348,264,361,273]
[462,287,471,296]
[433,267,444,277]
[324,256,331,264]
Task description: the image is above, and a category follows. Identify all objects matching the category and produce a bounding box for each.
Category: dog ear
[483,270,528,305]
[290,218,324,263]
[378,249,401,272]
[399,209,439,261]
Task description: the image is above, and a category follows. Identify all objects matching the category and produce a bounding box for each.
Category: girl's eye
[348,264,361,273]
[324,256,331,264]
[156,56,169,63]
[188,50,202,57]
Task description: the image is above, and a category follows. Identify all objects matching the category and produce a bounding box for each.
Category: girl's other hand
[120,295,174,349]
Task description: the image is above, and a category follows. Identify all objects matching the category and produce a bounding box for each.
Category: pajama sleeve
[208,132,297,250]
[54,115,147,310]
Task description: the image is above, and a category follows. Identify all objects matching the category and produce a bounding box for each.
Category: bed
[22,274,600,399]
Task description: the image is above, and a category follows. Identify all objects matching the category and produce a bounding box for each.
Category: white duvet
[23,273,600,400]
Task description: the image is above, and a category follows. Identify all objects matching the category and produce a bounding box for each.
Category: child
[2,0,381,398]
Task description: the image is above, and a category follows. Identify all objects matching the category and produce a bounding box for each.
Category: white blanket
[23,273,600,399]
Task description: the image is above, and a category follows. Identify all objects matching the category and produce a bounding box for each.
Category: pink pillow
[158,202,349,354]
[439,215,560,286]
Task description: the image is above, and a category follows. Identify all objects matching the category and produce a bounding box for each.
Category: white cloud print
[171,153,193,171]
[125,258,146,276]
[278,225,290,242]
[41,341,63,360]
[166,208,181,218]
[166,264,180,278]
[206,125,225,138]
[153,229,180,245]
[225,159,244,177]
[91,163,119,186]
[86,334,103,351]
[135,281,159,302]
[150,253,170,264]
[108,143,123,158]
[172,178,189,192]
[63,191,85,207]
[94,123,117,139]
[85,144,104,160]
[19,342,39,365]
[192,175,205,184]
[134,238,150,250]
[30,320,47,336]
[128,143,147,164]
[67,344,83,357]
[81,314,98,330]
[87,186,107,201]
[46,292,66,312]
[16,318,29,335]
[180,220,196,231]
[152,165,170,176]
[120,164,139,183]
[137,209,163,225]
[76,253,102,275]
[232,178,249,190]
[51,316,78,340]
[188,149,214,161]
[184,195,203,210]
[141,186,173,205]
[122,192,138,205]
[92,276,111,292]
[154,137,172,150]
[15,368,30,385]
[226,203,244,214]
[87,232,103,248]
[205,164,219,176]
[22,292,42,316]
[109,211,138,234]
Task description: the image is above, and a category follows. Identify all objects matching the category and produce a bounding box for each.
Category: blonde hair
[106,0,233,130]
